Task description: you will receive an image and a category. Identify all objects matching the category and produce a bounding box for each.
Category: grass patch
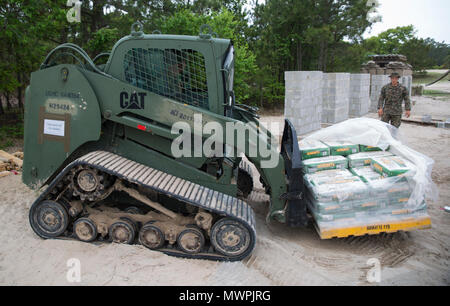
[0,122,24,149]
[423,89,450,99]
[413,72,449,85]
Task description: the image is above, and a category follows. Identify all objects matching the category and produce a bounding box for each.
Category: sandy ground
[427,69,450,74]
[0,96,449,286]
[427,82,450,94]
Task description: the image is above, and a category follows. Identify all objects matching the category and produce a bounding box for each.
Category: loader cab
[104,25,232,116]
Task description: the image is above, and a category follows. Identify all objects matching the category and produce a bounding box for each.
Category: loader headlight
[61,68,69,82]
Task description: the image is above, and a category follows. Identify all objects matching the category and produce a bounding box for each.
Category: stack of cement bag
[299,140,427,227]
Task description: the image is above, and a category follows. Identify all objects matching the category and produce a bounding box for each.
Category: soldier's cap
[389,72,401,78]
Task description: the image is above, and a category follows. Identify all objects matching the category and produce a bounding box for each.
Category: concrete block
[348,73,370,117]
[400,75,413,97]
[284,71,324,135]
[321,73,350,124]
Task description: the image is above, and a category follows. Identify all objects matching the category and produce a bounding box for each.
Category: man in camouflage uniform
[378,72,411,128]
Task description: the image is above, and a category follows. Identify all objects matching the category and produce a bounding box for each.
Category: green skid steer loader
[23,23,306,261]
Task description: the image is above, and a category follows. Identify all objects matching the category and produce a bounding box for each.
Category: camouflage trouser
[381,113,402,128]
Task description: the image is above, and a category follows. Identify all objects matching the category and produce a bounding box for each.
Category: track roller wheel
[109,220,135,244]
[139,223,165,250]
[210,218,253,259]
[74,218,98,242]
[177,227,205,254]
[29,200,69,239]
[120,216,138,232]
[124,206,142,215]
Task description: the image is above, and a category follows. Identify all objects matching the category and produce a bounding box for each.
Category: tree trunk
[329,44,335,72]
[296,41,303,71]
[318,40,325,71]
[92,1,106,33]
[60,26,68,44]
[5,93,11,110]
[0,95,4,115]
[17,73,23,110]
[318,40,329,72]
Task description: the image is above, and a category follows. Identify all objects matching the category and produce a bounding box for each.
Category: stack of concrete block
[349,74,370,117]
[285,71,323,135]
[321,73,350,124]
[401,76,413,97]
[369,75,390,112]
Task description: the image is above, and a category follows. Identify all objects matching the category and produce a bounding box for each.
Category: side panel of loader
[23,65,102,187]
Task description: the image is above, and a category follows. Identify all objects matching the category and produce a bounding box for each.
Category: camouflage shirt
[378,83,411,115]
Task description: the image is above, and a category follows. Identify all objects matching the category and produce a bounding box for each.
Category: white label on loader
[44,119,65,137]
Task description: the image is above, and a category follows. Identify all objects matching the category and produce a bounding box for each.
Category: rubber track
[30,151,257,261]
[239,159,253,178]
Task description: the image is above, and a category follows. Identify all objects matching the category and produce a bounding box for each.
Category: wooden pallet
[402,115,447,127]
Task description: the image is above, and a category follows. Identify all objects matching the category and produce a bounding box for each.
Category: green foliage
[443,55,450,69]
[0,0,67,102]
[399,38,433,72]
[328,42,368,72]
[0,121,24,149]
[86,28,121,56]
[364,25,447,72]
[371,26,416,54]
[425,38,450,67]
[250,0,375,105]
[0,1,447,112]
